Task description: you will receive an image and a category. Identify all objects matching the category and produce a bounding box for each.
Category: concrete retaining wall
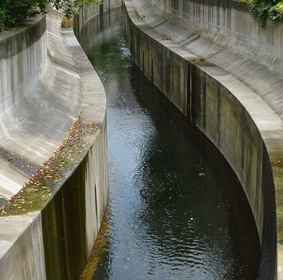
[0,16,47,121]
[1,0,281,278]
[124,0,283,278]
[147,0,283,76]
[74,0,124,39]
[0,5,109,280]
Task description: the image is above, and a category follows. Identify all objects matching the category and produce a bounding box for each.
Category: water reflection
[79,7,261,280]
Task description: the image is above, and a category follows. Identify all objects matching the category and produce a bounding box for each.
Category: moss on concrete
[79,206,112,279]
[0,116,99,216]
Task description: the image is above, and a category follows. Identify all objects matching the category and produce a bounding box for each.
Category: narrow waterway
[79,7,261,280]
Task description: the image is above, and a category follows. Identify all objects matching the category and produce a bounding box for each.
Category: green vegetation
[79,208,112,279]
[0,8,5,30]
[248,0,283,28]
[0,0,47,28]
[0,0,101,29]
[189,56,206,63]
[237,0,283,28]
[0,117,98,216]
[52,0,101,19]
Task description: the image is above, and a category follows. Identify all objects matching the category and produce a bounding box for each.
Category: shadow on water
[79,7,262,280]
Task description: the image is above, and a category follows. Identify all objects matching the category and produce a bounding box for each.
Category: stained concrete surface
[0,11,83,203]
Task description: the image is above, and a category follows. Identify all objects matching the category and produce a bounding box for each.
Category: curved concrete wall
[146,0,283,75]
[0,13,83,202]
[73,0,124,39]
[1,0,281,278]
[0,6,109,280]
[123,0,283,278]
[0,16,47,120]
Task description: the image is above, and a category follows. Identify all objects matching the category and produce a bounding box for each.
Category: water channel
[78,7,262,280]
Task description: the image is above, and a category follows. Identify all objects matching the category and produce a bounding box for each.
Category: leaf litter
[1,116,98,216]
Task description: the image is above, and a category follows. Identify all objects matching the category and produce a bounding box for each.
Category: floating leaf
[198,173,205,176]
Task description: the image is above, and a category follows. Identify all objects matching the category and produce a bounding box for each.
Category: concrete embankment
[0,7,108,280]
[1,0,282,278]
[73,0,124,38]
[123,0,283,278]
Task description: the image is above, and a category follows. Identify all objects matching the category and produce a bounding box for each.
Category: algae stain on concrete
[79,205,112,279]
[42,160,88,280]
[0,119,99,216]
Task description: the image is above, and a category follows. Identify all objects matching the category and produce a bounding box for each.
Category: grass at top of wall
[189,57,206,63]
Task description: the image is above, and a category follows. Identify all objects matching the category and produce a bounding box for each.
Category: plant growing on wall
[0,0,101,29]
[248,0,283,28]
[53,0,101,19]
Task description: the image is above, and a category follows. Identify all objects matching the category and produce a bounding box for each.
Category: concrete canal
[78,7,262,279]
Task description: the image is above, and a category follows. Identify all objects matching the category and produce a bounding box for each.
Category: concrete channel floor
[0,11,83,206]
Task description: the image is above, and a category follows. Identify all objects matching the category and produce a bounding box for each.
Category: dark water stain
[79,7,262,280]
[0,197,7,208]
[0,147,40,177]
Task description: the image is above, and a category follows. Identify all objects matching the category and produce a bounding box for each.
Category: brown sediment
[61,17,73,28]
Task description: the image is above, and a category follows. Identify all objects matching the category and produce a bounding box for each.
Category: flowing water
[79,7,261,280]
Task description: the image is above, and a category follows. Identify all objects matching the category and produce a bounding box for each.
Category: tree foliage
[0,0,46,27]
[53,0,100,19]
[0,0,101,28]
[249,0,283,28]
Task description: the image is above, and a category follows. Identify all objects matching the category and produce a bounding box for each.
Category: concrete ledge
[124,0,283,278]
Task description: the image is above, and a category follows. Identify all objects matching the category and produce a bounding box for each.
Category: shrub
[53,0,101,19]
[0,0,48,27]
[0,8,5,30]
[249,0,281,28]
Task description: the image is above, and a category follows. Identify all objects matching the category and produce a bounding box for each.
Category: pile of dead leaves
[160,34,171,40]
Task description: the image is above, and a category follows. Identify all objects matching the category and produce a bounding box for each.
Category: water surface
[79,7,261,280]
